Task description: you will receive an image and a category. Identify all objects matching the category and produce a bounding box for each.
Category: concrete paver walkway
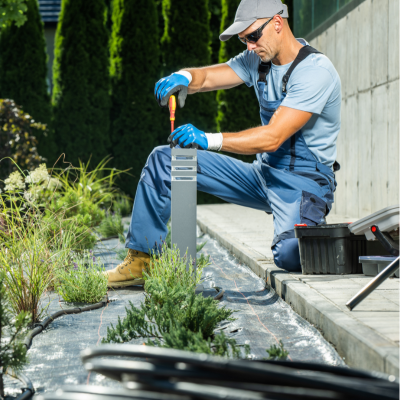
[197,204,399,376]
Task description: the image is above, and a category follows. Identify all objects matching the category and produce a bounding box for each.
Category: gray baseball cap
[219,0,288,42]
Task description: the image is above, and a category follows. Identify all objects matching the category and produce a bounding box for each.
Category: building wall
[308,0,399,218]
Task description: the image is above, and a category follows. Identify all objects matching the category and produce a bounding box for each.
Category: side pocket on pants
[300,190,327,226]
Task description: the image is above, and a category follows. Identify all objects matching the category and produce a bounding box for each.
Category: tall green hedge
[0,0,55,162]
[216,0,260,164]
[109,0,161,197]
[52,0,110,168]
[161,0,216,133]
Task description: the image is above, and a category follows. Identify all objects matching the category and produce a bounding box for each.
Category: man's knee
[141,145,171,195]
[272,238,301,272]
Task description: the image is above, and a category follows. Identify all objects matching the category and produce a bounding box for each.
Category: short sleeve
[226,50,258,88]
[281,66,338,115]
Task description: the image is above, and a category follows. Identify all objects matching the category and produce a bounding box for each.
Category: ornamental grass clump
[97,212,124,238]
[0,271,30,399]
[112,196,132,217]
[55,250,108,304]
[0,193,91,323]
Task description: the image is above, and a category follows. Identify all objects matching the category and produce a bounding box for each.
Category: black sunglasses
[238,10,284,44]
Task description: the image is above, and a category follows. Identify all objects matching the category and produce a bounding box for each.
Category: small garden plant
[266,340,289,360]
[97,212,124,238]
[0,271,30,398]
[55,250,108,304]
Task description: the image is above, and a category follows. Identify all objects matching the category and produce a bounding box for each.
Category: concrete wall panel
[358,0,372,92]
[309,0,398,218]
[387,80,399,206]
[358,90,372,217]
[345,95,359,216]
[388,0,399,81]
[371,0,389,87]
[346,9,359,98]
[371,84,388,212]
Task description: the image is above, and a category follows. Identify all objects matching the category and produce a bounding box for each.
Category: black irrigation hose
[81,345,399,400]
[5,370,35,400]
[13,295,109,400]
[24,295,109,350]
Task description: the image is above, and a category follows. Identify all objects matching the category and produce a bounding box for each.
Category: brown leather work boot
[105,249,150,288]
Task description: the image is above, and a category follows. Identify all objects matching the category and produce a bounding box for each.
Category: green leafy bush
[98,212,124,238]
[0,0,28,27]
[55,250,108,304]
[0,99,45,183]
[0,0,55,162]
[0,271,30,398]
[47,188,105,227]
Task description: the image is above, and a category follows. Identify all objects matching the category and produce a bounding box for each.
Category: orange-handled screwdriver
[169,95,176,133]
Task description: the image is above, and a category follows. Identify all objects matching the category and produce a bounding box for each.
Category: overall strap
[283,45,322,171]
[257,61,272,83]
[282,45,322,93]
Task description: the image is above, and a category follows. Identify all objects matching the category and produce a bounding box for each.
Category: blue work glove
[168,124,208,150]
[154,73,189,108]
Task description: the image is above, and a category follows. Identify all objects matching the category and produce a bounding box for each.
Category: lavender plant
[55,250,108,304]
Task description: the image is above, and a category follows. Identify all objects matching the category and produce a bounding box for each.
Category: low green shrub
[97,212,124,238]
[145,243,209,294]
[265,340,289,360]
[55,250,108,304]
[101,278,244,357]
[0,271,30,398]
[112,196,132,217]
[47,188,105,227]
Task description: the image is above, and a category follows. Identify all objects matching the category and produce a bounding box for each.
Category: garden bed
[4,225,344,397]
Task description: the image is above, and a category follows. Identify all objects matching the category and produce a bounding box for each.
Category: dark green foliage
[0,99,45,183]
[161,0,216,132]
[102,278,246,357]
[0,271,30,398]
[266,340,289,360]
[209,0,222,64]
[109,0,162,198]
[0,0,28,27]
[216,0,259,164]
[52,0,110,168]
[0,0,55,162]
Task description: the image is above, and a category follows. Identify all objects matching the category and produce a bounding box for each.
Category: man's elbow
[264,136,282,153]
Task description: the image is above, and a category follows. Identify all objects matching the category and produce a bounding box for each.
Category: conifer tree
[109,0,162,197]
[52,0,110,167]
[216,0,260,163]
[0,0,55,162]
[0,271,30,398]
[161,0,216,132]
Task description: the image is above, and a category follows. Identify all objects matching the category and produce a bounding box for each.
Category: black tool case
[294,224,370,275]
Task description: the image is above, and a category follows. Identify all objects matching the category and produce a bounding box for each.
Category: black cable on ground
[80,345,399,400]
[24,295,109,350]
[11,295,110,399]
[6,370,35,400]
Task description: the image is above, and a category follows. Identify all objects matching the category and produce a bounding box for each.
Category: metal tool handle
[346,257,399,311]
[370,225,399,256]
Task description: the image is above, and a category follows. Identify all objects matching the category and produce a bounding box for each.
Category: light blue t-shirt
[226,41,341,168]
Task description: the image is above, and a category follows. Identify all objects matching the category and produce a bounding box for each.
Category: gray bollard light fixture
[171,147,197,271]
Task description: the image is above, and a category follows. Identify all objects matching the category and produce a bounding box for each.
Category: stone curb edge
[197,215,399,376]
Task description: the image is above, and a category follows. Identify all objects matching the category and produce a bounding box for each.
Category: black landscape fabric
[4,222,343,396]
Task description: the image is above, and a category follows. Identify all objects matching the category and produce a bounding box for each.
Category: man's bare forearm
[181,64,243,93]
[221,125,282,155]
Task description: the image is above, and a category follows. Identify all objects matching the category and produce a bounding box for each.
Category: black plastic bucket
[294,223,367,275]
